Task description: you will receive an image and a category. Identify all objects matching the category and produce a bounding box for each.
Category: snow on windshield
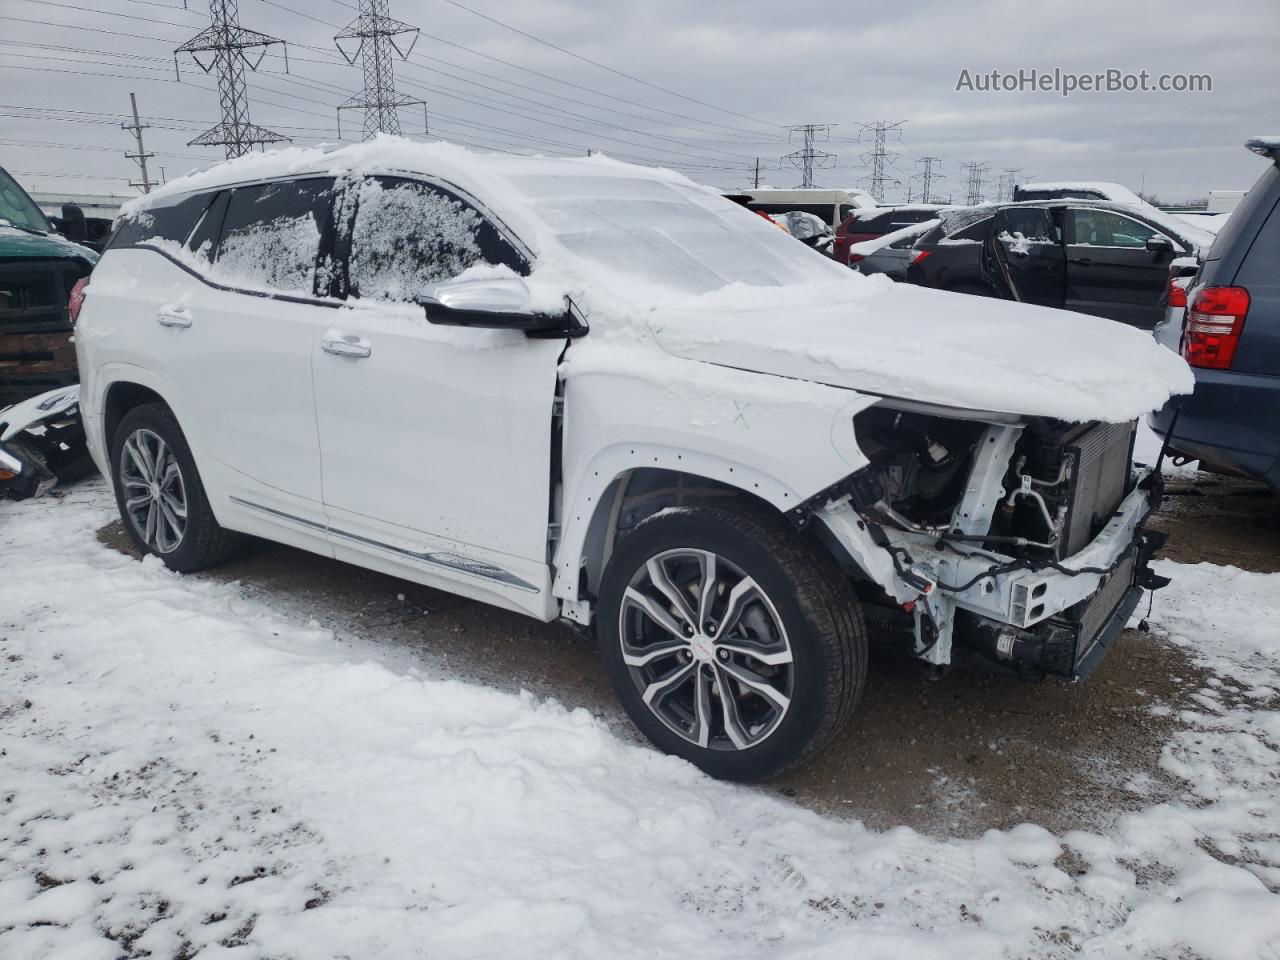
[512,175,847,297]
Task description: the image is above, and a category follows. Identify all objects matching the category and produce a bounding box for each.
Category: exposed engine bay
[835,403,1164,681]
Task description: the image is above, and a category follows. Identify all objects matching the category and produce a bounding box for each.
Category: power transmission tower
[122,92,155,194]
[858,120,905,202]
[335,0,428,140]
[175,0,290,159]
[999,167,1023,201]
[781,124,836,189]
[912,156,943,204]
[960,161,989,205]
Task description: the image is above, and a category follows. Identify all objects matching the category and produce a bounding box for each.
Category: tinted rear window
[108,191,217,250]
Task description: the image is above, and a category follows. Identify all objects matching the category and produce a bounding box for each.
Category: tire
[597,503,866,782]
[110,402,243,572]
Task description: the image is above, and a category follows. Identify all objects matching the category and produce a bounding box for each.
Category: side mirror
[418,275,568,332]
[1145,235,1173,256]
[59,204,88,244]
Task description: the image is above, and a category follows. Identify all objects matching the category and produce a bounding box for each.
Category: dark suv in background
[1150,137,1280,491]
[905,199,1202,329]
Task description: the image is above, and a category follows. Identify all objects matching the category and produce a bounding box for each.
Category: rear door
[1064,207,1177,328]
[989,206,1065,307]
[163,177,339,528]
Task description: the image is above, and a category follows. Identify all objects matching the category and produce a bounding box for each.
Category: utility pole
[781,124,836,189]
[175,0,290,159]
[960,161,989,205]
[858,120,905,202]
[912,156,943,204]
[752,157,761,188]
[335,0,427,140]
[121,92,155,194]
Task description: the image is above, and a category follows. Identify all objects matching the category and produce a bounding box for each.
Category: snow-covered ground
[2,485,1278,959]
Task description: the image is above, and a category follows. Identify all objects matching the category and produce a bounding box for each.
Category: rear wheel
[110,403,242,572]
[597,503,866,781]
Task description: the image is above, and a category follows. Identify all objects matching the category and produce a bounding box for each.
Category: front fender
[551,351,878,605]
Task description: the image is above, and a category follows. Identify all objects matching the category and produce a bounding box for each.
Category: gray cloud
[2,0,1276,204]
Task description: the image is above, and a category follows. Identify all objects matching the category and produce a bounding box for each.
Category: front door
[312,175,564,615]
[988,206,1065,307]
[1064,207,1175,328]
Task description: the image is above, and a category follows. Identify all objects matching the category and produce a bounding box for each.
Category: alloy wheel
[119,427,188,554]
[618,549,794,751]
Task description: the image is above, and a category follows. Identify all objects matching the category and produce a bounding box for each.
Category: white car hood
[648,280,1194,423]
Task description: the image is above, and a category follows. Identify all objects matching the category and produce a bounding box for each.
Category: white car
[75,140,1192,781]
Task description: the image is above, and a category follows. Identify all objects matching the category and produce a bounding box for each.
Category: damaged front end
[803,401,1170,681]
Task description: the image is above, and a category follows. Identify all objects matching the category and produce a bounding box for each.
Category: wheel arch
[554,452,814,615]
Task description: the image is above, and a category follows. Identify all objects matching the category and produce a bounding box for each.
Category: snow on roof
[1018,180,1147,206]
[123,137,1191,423]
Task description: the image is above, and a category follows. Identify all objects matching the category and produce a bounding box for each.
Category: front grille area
[0,260,86,335]
[1060,420,1136,557]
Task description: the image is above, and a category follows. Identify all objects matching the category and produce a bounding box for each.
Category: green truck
[0,166,98,406]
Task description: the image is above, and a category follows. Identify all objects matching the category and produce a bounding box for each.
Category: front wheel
[597,503,866,781]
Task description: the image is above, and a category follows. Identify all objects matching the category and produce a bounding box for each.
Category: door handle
[321,333,372,359]
[1069,257,1093,266]
[156,304,192,328]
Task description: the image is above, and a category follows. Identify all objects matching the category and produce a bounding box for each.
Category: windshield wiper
[0,221,49,237]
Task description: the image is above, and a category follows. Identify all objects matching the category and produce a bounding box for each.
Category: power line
[122,92,156,193]
[334,0,426,139]
[781,124,836,189]
[431,0,781,132]
[174,0,290,158]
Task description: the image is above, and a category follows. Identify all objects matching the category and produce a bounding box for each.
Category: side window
[211,178,335,295]
[999,207,1057,243]
[949,217,993,241]
[108,191,216,250]
[346,177,524,303]
[1070,209,1158,248]
[185,190,229,263]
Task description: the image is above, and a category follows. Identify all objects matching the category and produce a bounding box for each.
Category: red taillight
[1183,285,1249,370]
[1168,276,1189,309]
[68,276,90,325]
[909,250,931,266]
[849,253,865,264]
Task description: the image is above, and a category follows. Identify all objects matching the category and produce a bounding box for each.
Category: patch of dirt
[1150,474,1280,573]
[97,517,1219,838]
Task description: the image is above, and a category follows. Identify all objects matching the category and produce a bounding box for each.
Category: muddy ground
[97,472,1278,838]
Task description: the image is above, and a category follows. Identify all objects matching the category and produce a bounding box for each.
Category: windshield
[512,174,845,297]
[0,168,51,233]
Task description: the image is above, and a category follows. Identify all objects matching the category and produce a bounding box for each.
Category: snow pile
[2,487,1279,959]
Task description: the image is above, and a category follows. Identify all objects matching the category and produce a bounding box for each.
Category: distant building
[29,191,130,223]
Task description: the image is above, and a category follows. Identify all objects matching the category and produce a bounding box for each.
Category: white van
[75,140,1190,781]
[741,188,875,228]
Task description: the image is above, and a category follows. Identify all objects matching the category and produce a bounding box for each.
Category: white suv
[76,140,1192,781]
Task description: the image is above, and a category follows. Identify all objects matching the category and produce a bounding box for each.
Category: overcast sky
[2,0,1277,205]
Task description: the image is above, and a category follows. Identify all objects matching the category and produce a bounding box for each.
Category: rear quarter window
[108,192,217,250]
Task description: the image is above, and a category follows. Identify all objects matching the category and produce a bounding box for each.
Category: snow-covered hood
[647,279,1194,423]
